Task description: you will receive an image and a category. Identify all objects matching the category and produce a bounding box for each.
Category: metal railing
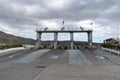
[36,27,92,31]
[102,47,120,57]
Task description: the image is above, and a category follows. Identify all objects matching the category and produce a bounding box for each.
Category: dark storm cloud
[0,0,120,40]
[0,0,120,25]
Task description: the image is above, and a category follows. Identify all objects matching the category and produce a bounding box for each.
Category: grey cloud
[0,0,120,41]
[1,0,120,24]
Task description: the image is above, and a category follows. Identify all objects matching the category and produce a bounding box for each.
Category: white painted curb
[102,47,120,56]
[0,47,25,56]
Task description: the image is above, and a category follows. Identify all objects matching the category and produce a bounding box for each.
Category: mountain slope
[0,31,36,45]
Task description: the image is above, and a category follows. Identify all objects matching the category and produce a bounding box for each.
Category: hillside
[0,31,36,45]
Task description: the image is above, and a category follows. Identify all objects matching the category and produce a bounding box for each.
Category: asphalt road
[0,49,90,65]
[69,50,90,65]
[80,48,120,66]
[0,49,37,63]
[0,50,70,80]
[34,50,69,65]
[0,48,120,80]
[16,49,50,63]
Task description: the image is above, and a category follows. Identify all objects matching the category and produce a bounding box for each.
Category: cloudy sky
[0,0,120,42]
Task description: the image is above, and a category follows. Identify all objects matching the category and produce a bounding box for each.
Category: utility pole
[117,26,118,40]
[116,26,119,57]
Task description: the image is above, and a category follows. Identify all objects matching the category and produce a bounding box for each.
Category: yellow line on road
[68,50,70,64]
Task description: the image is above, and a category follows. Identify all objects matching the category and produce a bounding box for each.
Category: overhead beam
[36,28,93,49]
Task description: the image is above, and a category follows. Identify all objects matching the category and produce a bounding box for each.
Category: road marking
[51,55,58,59]
[9,55,14,58]
[68,50,70,64]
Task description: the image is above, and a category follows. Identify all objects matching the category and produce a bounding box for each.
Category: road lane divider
[68,50,70,64]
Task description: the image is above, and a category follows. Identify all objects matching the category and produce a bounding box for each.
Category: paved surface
[81,48,120,65]
[0,49,36,63]
[69,50,90,65]
[34,50,69,65]
[34,64,120,80]
[0,63,45,80]
[16,49,50,63]
[0,50,69,80]
[0,48,120,80]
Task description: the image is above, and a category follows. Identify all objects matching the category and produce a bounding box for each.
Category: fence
[102,47,120,57]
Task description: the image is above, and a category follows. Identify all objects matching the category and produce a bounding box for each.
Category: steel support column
[54,32,58,49]
[88,32,92,47]
[70,32,74,49]
[36,32,42,49]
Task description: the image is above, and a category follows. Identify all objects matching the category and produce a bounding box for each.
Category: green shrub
[0,43,22,50]
[101,43,120,50]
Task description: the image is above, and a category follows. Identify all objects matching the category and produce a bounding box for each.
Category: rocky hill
[0,31,36,45]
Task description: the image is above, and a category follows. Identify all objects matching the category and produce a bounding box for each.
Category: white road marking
[9,55,14,58]
[51,55,58,59]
